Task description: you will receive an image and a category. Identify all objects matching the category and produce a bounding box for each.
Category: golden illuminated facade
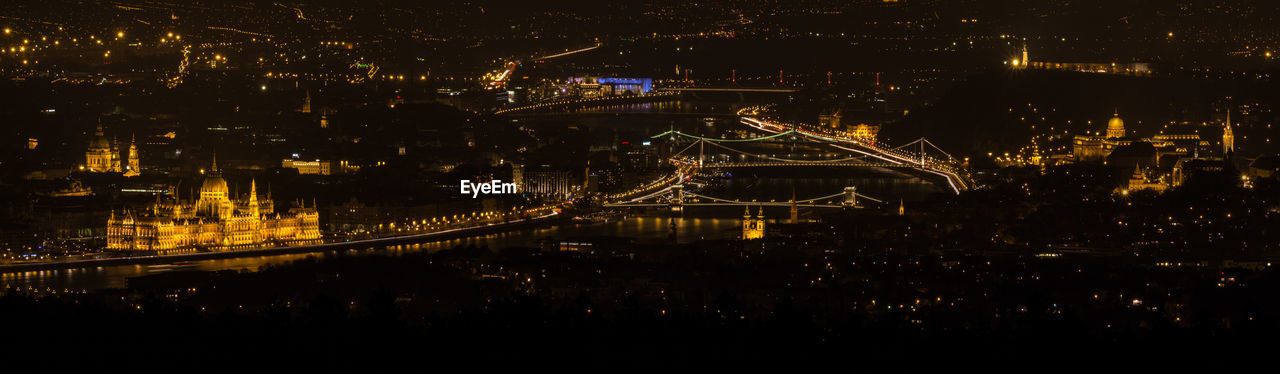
[742,206,765,240]
[1118,164,1168,194]
[85,123,119,172]
[847,123,880,141]
[1017,45,1153,76]
[820,109,880,141]
[1073,112,1130,162]
[1075,112,1217,168]
[85,123,140,176]
[106,158,320,252]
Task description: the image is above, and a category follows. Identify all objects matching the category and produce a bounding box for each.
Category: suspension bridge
[734,111,972,193]
[650,120,971,193]
[603,109,971,211]
[603,182,880,211]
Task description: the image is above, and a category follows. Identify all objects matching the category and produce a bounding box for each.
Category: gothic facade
[106,159,320,252]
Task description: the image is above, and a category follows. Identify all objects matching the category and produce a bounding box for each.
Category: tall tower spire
[109,136,122,172]
[124,134,140,177]
[248,179,260,217]
[1223,109,1235,158]
[1021,41,1029,68]
[742,205,765,240]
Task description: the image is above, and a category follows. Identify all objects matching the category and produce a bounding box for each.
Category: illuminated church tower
[742,206,765,240]
[1021,42,1029,68]
[1223,110,1235,157]
[301,90,312,113]
[124,135,140,177]
[109,137,122,172]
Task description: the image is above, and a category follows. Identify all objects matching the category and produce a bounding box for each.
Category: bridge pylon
[698,139,704,168]
[842,186,858,208]
[670,184,685,213]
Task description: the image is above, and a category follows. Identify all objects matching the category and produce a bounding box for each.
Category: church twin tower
[85,122,140,176]
[742,206,766,240]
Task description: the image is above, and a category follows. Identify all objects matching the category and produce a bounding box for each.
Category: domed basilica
[84,122,140,177]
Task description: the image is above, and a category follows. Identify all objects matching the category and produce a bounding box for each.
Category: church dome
[1106,113,1125,138]
[89,135,111,149]
[88,123,112,150]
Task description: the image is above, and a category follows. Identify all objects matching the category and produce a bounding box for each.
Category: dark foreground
[1,239,1276,370]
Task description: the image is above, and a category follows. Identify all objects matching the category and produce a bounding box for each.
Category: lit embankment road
[673,160,909,168]
[485,43,601,90]
[602,172,885,209]
[658,87,800,93]
[602,167,693,204]
[206,26,274,38]
[0,211,562,272]
[484,60,519,90]
[493,92,680,115]
[734,107,972,194]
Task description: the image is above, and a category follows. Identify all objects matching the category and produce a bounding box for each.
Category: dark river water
[2,102,943,291]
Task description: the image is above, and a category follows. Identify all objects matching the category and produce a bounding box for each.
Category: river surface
[2,102,943,291]
[0,216,734,291]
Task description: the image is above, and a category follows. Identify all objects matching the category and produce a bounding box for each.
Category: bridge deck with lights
[604,184,881,210]
[650,115,972,194]
[601,108,972,211]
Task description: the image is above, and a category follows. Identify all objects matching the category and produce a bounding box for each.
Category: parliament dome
[201,175,228,196]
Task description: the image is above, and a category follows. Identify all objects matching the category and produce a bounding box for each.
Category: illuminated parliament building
[106,157,321,252]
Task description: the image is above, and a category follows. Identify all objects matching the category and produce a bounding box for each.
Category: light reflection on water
[0,217,740,291]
